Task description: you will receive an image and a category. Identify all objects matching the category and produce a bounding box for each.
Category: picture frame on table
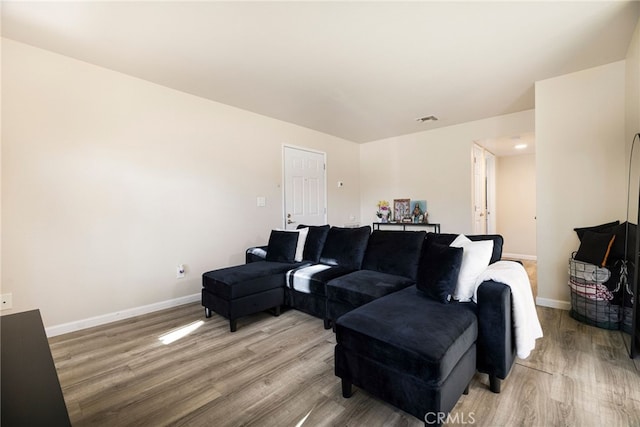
[393,199,410,222]
[410,200,427,224]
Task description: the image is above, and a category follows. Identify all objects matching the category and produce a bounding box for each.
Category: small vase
[380,210,390,223]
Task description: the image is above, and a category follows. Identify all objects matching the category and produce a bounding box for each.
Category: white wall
[0,36,3,304]
[496,153,536,258]
[359,110,535,234]
[627,19,640,149]
[3,24,636,330]
[626,20,640,224]
[535,61,626,308]
[1,39,361,329]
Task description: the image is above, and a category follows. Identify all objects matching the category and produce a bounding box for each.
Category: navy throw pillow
[610,221,636,261]
[416,242,463,303]
[574,220,619,241]
[266,230,299,263]
[574,230,615,267]
[297,224,330,262]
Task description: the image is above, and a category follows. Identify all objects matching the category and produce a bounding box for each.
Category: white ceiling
[476,133,536,157]
[2,1,639,144]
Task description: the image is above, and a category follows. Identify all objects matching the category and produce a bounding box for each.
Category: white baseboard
[45,293,201,337]
[536,297,571,310]
[503,253,537,261]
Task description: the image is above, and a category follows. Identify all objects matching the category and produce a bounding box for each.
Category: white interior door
[283,146,327,230]
[472,144,487,234]
[485,151,496,234]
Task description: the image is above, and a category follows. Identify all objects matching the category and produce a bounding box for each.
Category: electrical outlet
[176,265,185,279]
[1,293,13,310]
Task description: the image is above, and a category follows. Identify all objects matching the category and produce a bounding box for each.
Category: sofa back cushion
[425,233,503,264]
[297,224,330,262]
[362,230,426,280]
[320,226,371,270]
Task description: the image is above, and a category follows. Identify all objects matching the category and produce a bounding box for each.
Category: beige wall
[3,21,637,330]
[496,153,536,258]
[628,19,640,140]
[535,61,627,308]
[1,39,361,329]
[0,37,3,304]
[626,20,640,223]
[359,110,535,234]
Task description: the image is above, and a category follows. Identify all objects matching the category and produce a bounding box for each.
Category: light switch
[257,196,266,207]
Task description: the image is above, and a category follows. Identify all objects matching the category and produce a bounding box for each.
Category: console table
[1,309,71,426]
[372,222,441,233]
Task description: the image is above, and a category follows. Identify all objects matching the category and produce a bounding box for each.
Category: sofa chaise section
[335,286,477,425]
[202,260,308,332]
[202,229,311,332]
[334,232,518,425]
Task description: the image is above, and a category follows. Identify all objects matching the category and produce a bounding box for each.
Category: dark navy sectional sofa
[202,225,517,425]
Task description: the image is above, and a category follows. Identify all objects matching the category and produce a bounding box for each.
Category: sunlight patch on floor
[158,320,204,345]
[295,407,314,427]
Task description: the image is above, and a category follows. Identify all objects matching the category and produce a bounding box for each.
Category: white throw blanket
[473,261,543,359]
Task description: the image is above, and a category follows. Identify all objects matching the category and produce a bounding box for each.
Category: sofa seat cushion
[202,261,307,299]
[335,286,477,385]
[326,270,414,308]
[286,264,354,296]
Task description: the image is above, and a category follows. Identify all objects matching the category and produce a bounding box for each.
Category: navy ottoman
[202,261,306,332]
[335,286,477,426]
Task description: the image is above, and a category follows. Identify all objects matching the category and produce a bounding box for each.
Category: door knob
[287,219,296,224]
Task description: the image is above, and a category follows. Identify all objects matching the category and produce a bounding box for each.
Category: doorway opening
[473,134,536,260]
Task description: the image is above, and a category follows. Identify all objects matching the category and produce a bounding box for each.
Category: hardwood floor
[49,284,639,426]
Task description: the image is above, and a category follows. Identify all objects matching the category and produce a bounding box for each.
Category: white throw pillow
[278,228,309,262]
[450,234,494,302]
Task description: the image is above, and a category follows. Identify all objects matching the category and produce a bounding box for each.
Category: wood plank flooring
[49,283,639,426]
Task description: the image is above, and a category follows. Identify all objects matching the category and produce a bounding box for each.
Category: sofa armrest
[475,279,516,390]
[246,246,268,263]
